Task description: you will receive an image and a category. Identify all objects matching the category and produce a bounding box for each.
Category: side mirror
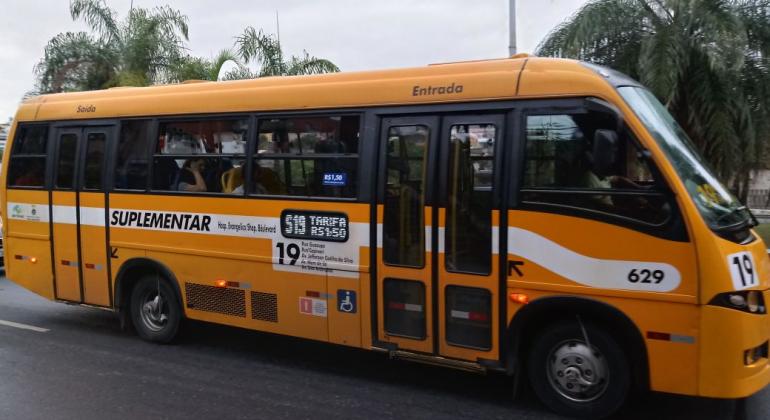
[593,129,619,177]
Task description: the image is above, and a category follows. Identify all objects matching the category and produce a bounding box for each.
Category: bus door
[436,115,503,361]
[376,114,503,361]
[51,125,114,306]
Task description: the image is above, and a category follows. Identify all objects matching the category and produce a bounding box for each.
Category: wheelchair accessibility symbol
[337,289,357,314]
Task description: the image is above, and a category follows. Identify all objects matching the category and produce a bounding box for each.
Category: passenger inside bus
[254,116,359,198]
[177,158,208,192]
[524,111,668,224]
[581,128,656,214]
[151,118,248,193]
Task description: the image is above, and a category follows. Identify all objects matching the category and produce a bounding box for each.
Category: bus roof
[16,57,614,122]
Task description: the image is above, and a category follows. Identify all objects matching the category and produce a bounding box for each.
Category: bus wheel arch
[113,258,184,333]
[506,296,649,396]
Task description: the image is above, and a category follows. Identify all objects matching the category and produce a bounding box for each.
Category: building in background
[747,170,770,209]
[0,119,9,153]
[0,119,10,157]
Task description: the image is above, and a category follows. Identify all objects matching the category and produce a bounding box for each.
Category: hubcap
[140,292,169,332]
[547,339,609,402]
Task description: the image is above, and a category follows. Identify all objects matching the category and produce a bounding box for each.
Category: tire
[130,275,182,343]
[528,321,630,419]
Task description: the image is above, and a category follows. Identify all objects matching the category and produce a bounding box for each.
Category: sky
[0,0,586,121]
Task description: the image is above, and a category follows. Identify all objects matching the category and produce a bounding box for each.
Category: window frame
[108,111,365,202]
[112,118,156,193]
[380,120,436,269]
[249,113,362,201]
[512,98,688,242]
[6,123,51,190]
[81,131,109,192]
[149,116,250,195]
[440,115,504,276]
[53,130,81,191]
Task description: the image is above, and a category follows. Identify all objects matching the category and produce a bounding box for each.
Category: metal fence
[748,189,770,209]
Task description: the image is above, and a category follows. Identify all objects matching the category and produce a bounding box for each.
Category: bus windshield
[618,86,751,231]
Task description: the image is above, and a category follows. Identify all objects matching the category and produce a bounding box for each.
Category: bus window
[55,133,78,190]
[383,125,429,267]
[114,120,153,191]
[7,125,48,188]
[152,118,248,194]
[253,115,359,198]
[446,123,496,274]
[83,133,106,190]
[521,111,670,225]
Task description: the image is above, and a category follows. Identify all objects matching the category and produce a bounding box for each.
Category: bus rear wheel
[130,275,181,343]
[527,321,630,419]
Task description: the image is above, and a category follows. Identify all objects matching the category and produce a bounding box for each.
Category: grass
[754,223,770,247]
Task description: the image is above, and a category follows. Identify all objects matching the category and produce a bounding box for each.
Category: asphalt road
[0,275,768,420]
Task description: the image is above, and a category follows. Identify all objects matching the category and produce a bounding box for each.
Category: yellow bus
[2,55,769,418]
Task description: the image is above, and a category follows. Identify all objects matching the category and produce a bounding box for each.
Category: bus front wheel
[527,321,630,419]
[130,275,181,343]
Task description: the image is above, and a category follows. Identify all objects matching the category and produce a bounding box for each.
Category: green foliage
[231,27,339,79]
[35,2,340,93]
[537,0,770,201]
[169,49,240,82]
[36,0,189,92]
[754,222,770,245]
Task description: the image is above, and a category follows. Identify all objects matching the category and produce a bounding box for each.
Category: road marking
[0,319,49,333]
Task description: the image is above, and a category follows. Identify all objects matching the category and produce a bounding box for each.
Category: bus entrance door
[375,114,503,362]
[51,125,114,306]
[435,115,503,362]
[376,117,438,354]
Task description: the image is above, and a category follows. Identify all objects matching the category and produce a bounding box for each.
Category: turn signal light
[509,293,529,305]
[214,279,227,288]
[29,257,37,264]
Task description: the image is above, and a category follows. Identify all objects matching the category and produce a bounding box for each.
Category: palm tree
[229,27,339,79]
[537,0,770,201]
[35,0,189,92]
[170,49,241,82]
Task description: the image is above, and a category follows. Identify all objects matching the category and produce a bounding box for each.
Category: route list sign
[280,210,349,242]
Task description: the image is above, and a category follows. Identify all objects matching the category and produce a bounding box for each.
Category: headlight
[710,291,766,314]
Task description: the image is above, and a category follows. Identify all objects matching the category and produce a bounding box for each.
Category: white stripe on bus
[52,205,77,224]
[8,203,505,258]
[507,226,681,292]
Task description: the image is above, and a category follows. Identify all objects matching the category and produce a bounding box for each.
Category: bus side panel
[79,193,110,306]
[147,249,332,341]
[506,210,699,395]
[51,191,80,302]
[327,272,362,347]
[4,189,54,300]
[507,291,699,395]
[108,193,370,346]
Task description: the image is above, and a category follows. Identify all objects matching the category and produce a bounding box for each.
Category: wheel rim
[546,339,609,403]
[139,289,169,332]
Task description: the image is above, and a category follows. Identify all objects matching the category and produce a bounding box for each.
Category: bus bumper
[698,294,770,398]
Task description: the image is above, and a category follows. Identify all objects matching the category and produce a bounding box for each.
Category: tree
[537,0,770,201]
[169,49,240,82]
[35,0,190,92]
[229,27,339,79]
